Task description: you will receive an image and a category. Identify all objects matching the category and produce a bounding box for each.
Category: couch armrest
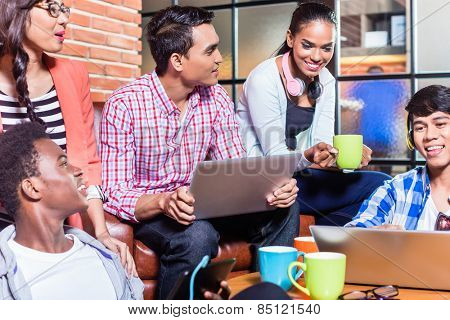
[105,212,134,253]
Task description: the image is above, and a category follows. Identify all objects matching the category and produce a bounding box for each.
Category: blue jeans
[134,201,300,300]
[295,169,391,226]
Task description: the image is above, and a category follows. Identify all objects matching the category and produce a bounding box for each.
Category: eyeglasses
[338,285,399,300]
[435,212,450,231]
[35,1,70,18]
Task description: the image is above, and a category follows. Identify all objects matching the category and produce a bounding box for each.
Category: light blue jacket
[0,225,144,300]
[236,56,336,169]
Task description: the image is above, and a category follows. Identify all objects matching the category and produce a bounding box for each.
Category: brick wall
[51,0,142,103]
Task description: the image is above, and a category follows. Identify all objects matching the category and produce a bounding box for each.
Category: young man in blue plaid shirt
[346,85,450,231]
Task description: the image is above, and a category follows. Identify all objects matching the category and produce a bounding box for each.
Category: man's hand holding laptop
[159,143,348,225]
[161,186,196,225]
[162,179,300,225]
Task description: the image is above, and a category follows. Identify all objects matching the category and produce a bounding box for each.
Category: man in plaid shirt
[100,6,337,299]
[346,85,450,231]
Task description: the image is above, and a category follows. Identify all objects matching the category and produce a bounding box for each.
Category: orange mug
[294,236,318,255]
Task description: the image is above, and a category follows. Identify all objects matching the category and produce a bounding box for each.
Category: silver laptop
[190,152,302,220]
[310,225,450,290]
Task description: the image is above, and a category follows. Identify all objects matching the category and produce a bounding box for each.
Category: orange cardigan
[0,55,102,227]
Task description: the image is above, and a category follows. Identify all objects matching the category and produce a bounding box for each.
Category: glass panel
[339,79,411,159]
[238,3,297,78]
[415,150,425,161]
[416,0,450,72]
[221,85,233,100]
[235,83,244,107]
[142,0,172,13]
[339,0,409,75]
[417,78,450,90]
[179,0,231,6]
[141,17,156,74]
[236,84,244,101]
[213,10,232,80]
[364,165,411,177]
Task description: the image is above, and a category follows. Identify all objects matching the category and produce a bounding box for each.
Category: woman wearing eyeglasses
[0,0,136,275]
[236,2,391,226]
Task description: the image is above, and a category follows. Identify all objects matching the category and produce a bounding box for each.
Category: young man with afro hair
[0,122,144,300]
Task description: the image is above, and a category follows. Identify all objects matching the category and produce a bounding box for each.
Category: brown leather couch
[93,212,315,300]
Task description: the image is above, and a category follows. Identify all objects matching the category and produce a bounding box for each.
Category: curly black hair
[0,122,49,218]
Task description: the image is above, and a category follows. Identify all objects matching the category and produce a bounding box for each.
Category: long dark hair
[0,0,46,126]
[276,1,337,56]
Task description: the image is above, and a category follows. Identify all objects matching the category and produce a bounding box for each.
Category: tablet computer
[190,153,302,219]
[166,258,236,300]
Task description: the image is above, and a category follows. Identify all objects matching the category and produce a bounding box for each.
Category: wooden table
[228,272,450,300]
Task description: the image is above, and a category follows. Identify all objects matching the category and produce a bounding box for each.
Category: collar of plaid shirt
[407,166,431,229]
[151,72,201,116]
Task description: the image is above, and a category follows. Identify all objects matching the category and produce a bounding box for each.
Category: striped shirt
[345,166,434,230]
[100,71,246,222]
[0,87,67,150]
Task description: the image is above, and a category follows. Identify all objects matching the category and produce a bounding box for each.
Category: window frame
[142,0,450,168]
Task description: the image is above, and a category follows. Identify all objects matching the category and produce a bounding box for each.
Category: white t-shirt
[417,196,450,231]
[8,234,117,300]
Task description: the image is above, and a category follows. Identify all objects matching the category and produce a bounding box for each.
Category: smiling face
[179,23,223,87]
[287,20,335,79]
[24,0,69,54]
[413,111,450,170]
[31,139,88,217]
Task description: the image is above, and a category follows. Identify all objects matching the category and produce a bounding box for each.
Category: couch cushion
[142,280,157,300]
[105,213,134,253]
[134,240,160,279]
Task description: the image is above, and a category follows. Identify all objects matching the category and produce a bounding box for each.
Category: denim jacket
[0,225,144,300]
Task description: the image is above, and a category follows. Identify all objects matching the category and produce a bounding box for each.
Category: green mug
[333,135,363,170]
[288,252,346,300]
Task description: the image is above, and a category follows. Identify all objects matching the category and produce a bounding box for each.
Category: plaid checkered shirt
[345,166,431,230]
[100,72,246,222]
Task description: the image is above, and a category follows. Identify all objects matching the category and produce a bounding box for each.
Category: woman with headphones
[237,2,391,226]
